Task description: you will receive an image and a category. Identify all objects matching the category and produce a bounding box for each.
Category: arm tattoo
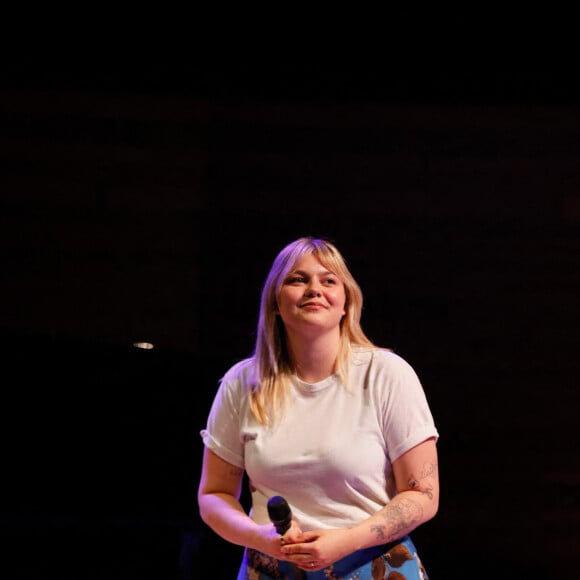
[420,461,438,479]
[369,461,437,541]
[408,461,438,500]
[370,524,387,540]
[408,475,434,500]
[378,497,423,540]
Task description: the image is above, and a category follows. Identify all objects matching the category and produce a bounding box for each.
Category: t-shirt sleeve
[379,352,439,463]
[200,369,246,469]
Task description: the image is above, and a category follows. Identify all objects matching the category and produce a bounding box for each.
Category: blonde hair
[249,237,375,424]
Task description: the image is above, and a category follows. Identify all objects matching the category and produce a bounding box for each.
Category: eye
[286,276,306,284]
[324,277,337,285]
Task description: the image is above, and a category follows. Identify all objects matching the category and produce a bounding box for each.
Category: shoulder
[374,349,417,374]
[207,357,257,412]
[352,346,417,375]
[351,347,423,394]
[219,357,257,391]
[221,356,256,381]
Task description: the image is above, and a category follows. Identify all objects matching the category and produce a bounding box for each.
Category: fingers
[298,559,321,571]
[281,531,317,547]
[295,530,317,542]
[279,539,325,571]
[279,522,305,545]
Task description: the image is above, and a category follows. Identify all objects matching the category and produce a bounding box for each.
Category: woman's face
[276,253,346,336]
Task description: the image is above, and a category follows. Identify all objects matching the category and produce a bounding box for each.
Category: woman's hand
[269,519,303,559]
[279,519,304,545]
[280,527,353,571]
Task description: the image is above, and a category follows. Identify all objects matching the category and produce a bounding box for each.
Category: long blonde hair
[249,237,375,424]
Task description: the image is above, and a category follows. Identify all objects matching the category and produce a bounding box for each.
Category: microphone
[267,495,292,535]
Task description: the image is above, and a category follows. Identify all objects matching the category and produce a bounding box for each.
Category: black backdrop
[1,67,578,578]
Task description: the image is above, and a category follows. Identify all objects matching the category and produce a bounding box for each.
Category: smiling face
[276,253,347,337]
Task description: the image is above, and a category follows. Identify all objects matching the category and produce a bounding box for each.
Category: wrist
[349,520,389,551]
[344,524,368,552]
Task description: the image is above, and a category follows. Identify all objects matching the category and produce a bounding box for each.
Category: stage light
[132,341,154,350]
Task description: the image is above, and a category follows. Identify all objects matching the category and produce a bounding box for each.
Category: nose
[305,287,322,298]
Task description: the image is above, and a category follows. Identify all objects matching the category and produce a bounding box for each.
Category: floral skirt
[236,535,428,579]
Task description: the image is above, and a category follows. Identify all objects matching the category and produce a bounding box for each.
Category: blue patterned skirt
[236,535,428,579]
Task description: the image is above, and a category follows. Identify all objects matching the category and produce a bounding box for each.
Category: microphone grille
[267,495,290,520]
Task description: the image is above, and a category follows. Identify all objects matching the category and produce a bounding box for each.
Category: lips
[300,302,326,310]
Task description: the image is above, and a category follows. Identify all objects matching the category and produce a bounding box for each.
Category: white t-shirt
[200,348,439,532]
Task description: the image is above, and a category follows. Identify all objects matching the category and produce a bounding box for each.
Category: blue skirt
[236,535,428,579]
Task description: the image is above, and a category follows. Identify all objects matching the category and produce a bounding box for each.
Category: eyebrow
[288,268,337,277]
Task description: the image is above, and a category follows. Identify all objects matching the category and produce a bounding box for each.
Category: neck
[285,329,341,383]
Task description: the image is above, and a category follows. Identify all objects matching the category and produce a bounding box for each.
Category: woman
[198,237,439,579]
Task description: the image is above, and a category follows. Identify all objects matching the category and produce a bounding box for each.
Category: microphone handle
[275,520,291,535]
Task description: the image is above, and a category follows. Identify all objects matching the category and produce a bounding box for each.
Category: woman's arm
[197,447,287,554]
[358,436,439,546]
[280,437,439,569]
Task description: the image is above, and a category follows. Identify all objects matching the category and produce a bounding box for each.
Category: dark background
[1,65,579,578]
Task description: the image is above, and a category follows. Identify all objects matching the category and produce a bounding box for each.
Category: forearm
[349,490,438,551]
[350,438,440,549]
[279,489,438,567]
[198,491,264,550]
